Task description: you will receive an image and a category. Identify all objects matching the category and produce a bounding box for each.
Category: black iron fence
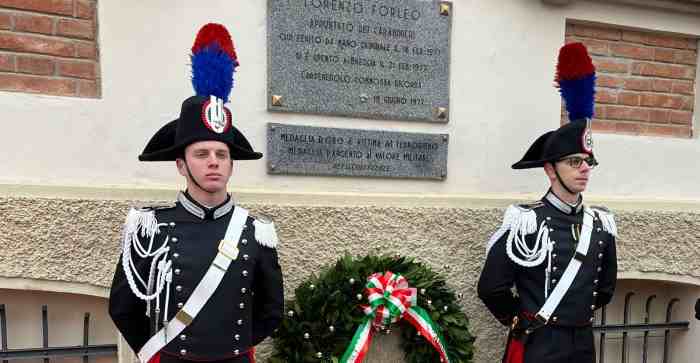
[0,304,117,362]
[593,293,690,363]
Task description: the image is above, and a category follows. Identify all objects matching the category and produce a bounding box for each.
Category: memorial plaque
[268,0,452,122]
[267,123,448,179]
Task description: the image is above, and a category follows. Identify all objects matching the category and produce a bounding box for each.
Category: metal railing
[0,304,117,362]
[593,293,690,363]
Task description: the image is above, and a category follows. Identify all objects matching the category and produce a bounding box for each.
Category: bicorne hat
[138,23,262,161]
[512,42,596,169]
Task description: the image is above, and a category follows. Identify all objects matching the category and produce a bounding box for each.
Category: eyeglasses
[559,155,598,169]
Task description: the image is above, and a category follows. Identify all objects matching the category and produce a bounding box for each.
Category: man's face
[547,153,595,194]
[176,140,233,194]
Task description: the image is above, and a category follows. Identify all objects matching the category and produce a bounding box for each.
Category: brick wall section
[565,22,697,138]
[0,0,99,98]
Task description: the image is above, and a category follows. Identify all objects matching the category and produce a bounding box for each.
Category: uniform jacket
[477,191,617,327]
[109,191,283,361]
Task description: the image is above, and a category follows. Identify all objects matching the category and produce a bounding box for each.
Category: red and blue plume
[556,42,596,121]
[191,23,239,102]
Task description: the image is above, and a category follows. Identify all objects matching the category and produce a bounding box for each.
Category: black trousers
[160,352,251,363]
[524,325,595,363]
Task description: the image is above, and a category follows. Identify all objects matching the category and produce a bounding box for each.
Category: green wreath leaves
[271,255,475,363]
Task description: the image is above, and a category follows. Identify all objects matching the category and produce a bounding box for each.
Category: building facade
[1,0,699,362]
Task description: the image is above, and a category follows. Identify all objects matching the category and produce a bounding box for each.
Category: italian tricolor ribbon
[340,271,451,363]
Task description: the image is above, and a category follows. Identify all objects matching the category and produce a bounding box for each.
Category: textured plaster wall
[1,196,699,362]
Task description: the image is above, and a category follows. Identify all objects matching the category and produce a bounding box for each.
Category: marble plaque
[267,123,448,179]
[268,0,453,122]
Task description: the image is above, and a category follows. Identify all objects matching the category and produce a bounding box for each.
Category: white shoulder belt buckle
[214,240,239,270]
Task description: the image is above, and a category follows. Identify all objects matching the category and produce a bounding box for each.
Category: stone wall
[1,195,699,362]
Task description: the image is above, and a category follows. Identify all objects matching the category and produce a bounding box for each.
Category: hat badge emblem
[582,126,594,153]
[202,95,230,134]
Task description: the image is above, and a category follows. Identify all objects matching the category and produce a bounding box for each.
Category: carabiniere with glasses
[476,42,618,363]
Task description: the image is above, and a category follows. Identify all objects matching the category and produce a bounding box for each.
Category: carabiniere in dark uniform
[477,42,618,363]
[108,23,283,363]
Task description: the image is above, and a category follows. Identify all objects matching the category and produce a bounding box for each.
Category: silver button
[237,319,243,326]
[590,305,596,310]
[171,237,179,243]
[590,317,595,322]
[175,285,182,292]
[597,267,602,272]
[177,302,184,309]
[552,316,558,322]
[242,270,248,277]
[241,239,248,246]
[598,241,604,246]
[169,222,176,227]
[173,253,180,259]
[552,266,558,272]
[180,349,187,356]
[598,253,603,259]
[243,224,248,229]
[234,334,240,341]
[552,253,558,259]
[180,334,186,341]
[243,254,249,261]
[593,279,599,284]
[239,303,245,309]
[546,217,551,221]
[234,350,240,355]
[241,287,247,294]
[549,228,554,232]
[174,269,181,275]
[552,279,557,284]
[593,291,598,296]
[596,228,601,232]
